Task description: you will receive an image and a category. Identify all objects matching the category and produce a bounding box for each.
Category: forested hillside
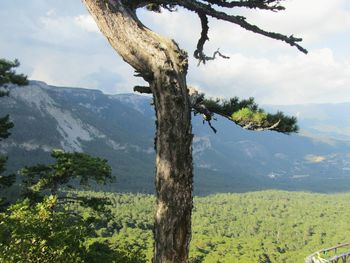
[71,190,350,263]
[2,82,350,194]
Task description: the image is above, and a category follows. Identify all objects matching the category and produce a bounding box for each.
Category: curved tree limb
[129,0,307,64]
[194,12,230,65]
[132,85,298,134]
[178,0,307,54]
[188,87,298,134]
[203,0,285,11]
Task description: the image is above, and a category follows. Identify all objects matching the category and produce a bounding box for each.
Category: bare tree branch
[134,85,152,94]
[194,12,209,61]
[194,12,230,65]
[178,0,308,54]
[131,0,307,59]
[203,0,285,11]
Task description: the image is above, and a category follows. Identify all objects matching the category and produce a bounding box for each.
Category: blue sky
[1,0,350,105]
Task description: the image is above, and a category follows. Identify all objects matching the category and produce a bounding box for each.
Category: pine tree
[0,58,28,88]
[20,149,112,200]
[0,58,28,208]
[81,1,307,262]
[0,149,114,262]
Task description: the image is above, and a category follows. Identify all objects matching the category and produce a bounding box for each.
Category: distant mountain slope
[266,103,350,141]
[1,81,350,194]
[1,81,156,192]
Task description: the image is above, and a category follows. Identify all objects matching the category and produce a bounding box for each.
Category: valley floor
[74,190,350,263]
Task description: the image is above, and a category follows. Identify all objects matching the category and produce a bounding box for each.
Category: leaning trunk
[82,1,193,262]
[152,67,193,263]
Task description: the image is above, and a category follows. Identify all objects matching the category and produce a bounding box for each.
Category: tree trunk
[151,63,193,263]
[82,1,193,262]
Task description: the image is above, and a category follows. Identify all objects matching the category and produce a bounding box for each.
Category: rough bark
[82,1,193,262]
[151,63,193,263]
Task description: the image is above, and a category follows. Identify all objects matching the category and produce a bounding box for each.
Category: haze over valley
[2,81,350,194]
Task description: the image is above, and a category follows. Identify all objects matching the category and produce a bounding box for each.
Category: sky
[0,0,350,105]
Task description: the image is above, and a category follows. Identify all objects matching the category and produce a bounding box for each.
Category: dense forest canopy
[68,190,350,263]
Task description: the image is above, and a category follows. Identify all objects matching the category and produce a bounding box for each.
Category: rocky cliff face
[1,81,350,194]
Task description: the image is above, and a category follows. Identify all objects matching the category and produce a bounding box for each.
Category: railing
[306,242,350,263]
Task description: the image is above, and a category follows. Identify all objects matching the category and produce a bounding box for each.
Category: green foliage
[3,187,350,262]
[67,190,350,263]
[266,111,298,133]
[0,145,116,262]
[0,156,15,209]
[202,96,298,133]
[0,157,8,181]
[0,196,87,262]
[204,96,259,117]
[21,149,113,197]
[0,195,138,263]
[0,58,28,141]
[0,115,14,141]
[84,240,119,263]
[0,58,28,88]
[231,107,267,127]
[0,58,28,209]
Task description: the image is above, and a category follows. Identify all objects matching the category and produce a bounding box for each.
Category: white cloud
[244,0,350,43]
[136,1,350,105]
[189,48,350,105]
[139,0,350,53]
[138,8,200,52]
[28,47,141,94]
[46,9,56,17]
[29,52,89,87]
[34,15,84,45]
[238,1,347,36]
[26,13,102,50]
[74,14,100,33]
[287,0,350,36]
[1,0,350,105]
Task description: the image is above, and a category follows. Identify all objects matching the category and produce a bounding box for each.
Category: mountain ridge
[1,80,350,194]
